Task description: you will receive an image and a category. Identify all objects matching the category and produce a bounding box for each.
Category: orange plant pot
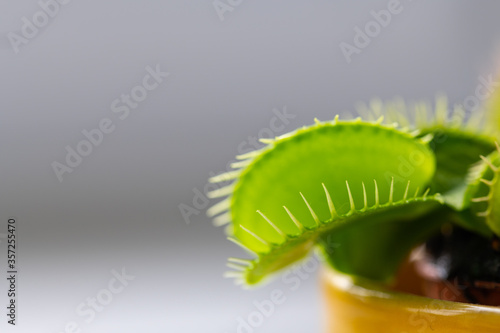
[322,266,500,333]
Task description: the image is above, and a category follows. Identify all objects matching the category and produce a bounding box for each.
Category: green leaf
[419,126,496,196]
[231,120,436,251]
[230,190,443,285]
[318,200,448,282]
[209,118,438,285]
[463,146,500,237]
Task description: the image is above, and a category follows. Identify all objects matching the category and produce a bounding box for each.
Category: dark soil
[424,226,500,305]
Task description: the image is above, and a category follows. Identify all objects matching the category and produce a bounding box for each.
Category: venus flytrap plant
[209,95,500,293]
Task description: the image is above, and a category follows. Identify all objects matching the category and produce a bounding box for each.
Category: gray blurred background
[1,1,500,332]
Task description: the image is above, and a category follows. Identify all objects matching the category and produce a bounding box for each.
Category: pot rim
[323,266,500,315]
